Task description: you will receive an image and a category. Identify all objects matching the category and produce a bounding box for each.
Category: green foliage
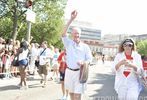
[32,0,66,43]
[136,40,147,56]
[0,18,13,38]
[0,0,27,40]
[0,0,67,49]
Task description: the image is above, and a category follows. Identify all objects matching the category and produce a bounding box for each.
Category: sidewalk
[0,73,64,100]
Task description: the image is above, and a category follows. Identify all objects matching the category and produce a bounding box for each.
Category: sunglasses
[123,44,133,47]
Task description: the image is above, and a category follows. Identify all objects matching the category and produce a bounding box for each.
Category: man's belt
[67,67,80,71]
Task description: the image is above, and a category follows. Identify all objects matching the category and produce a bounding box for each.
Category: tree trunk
[12,2,18,41]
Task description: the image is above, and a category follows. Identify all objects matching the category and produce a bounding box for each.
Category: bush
[137,40,147,56]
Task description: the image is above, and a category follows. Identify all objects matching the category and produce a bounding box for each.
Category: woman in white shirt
[112,38,143,100]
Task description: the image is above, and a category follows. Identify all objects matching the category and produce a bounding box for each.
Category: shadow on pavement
[27,78,41,81]
[139,89,147,99]
[0,85,19,91]
[88,73,117,99]
[88,73,147,100]
[28,83,43,88]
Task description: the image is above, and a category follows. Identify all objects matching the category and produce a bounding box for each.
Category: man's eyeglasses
[123,44,133,47]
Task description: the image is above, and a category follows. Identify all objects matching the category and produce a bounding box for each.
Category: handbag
[79,62,89,83]
[35,60,39,67]
[138,70,147,89]
[12,48,23,67]
[12,56,19,66]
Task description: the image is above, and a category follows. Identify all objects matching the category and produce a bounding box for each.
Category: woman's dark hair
[20,41,28,50]
[6,39,12,44]
[4,50,9,54]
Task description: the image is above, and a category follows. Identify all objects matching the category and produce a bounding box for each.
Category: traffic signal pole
[12,1,19,41]
[26,14,32,42]
[26,0,33,43]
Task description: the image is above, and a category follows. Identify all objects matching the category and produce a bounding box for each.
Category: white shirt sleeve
[62,36,72,48]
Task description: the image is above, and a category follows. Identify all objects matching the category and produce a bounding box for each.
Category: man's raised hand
[71,10,78,20]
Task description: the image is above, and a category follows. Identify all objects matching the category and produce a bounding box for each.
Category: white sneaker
[61,96,67,100]
[42,83,47,88]
[19,86,24,90]
[24,85,28,90]
[17,84,22,88]
[53,77,58,81]
[19,86,28,90]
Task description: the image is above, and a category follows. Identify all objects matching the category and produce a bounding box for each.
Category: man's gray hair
[72,27,82,35]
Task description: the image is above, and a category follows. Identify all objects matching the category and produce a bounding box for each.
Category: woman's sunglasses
[123,44,133,47]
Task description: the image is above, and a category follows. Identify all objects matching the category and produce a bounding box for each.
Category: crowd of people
[0,39,62,80]
[0,38,20,79]
[0,37,71,99]
[0,10,147,100]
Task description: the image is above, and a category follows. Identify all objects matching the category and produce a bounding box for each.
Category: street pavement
[0,61,147,100]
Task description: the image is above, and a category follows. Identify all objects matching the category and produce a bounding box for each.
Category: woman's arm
[115,59,127,70]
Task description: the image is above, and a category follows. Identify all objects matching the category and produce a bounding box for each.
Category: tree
[0,0,27,40]
[0,18,13,38]
[0,0,67,49]
[136,40,147,56]
[31,0,66,47]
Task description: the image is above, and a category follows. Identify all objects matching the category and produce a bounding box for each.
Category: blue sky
[65,0,147,35]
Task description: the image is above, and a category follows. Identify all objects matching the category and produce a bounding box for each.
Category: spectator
[102,54,105,64]
[29,43,38,75]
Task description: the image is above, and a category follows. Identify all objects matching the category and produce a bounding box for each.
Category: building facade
[130,34,147,41]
